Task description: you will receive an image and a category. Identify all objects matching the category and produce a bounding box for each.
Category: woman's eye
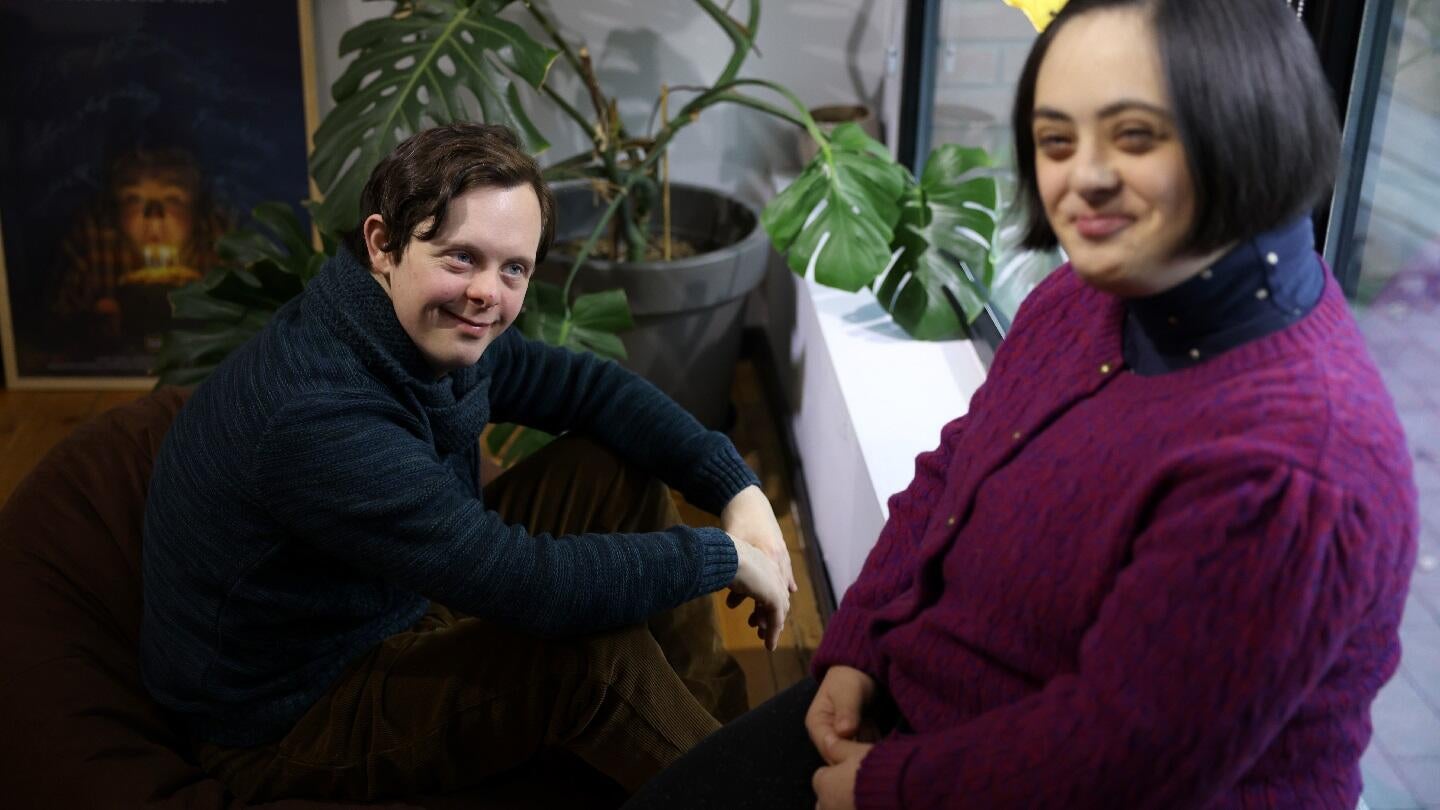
[1036,134,1074,154]
[502,263,527,278]
[1117,128,1156,148]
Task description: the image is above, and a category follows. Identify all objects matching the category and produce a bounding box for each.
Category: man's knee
[549,436,677,526]
[577,623,661,678]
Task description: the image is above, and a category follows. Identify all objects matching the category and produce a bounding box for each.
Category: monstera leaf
[876,145,998,338]
[765,128,999,340]
[310,0,558,236]
[518,281,634,361]
[763,123,909,292]
[483,421,555,467]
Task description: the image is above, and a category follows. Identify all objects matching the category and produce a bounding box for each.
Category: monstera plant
[157,0,1049,420]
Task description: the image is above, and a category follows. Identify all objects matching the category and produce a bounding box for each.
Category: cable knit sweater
[811,262,1418,809]
[141,247,756,747]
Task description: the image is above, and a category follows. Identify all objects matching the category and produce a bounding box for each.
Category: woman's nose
[1074,148,1121,207]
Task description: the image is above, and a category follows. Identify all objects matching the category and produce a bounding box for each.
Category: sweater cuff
[687,436,761,515]
[854,737,920,810]
[810,607,884,682]
[691,526,739,597]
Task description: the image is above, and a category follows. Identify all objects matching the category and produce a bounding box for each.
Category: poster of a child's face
[0,0,314,385]
[113,153,205,286]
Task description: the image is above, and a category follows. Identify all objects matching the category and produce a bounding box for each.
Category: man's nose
[466,270,499,306]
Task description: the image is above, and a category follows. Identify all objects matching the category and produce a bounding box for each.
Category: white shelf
[782,271,988,599]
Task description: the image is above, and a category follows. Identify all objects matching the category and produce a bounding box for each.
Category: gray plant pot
[541,180,770,429]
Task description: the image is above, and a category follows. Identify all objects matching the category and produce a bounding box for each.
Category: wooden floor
[675,360,823,707]
[0,359,821,710]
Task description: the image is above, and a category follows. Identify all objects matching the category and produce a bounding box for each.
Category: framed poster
[0,0,318,389]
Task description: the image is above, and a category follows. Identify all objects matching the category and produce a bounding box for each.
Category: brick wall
[932,0,1039,162]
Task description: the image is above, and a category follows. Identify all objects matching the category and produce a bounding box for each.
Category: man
[141,122,792,803]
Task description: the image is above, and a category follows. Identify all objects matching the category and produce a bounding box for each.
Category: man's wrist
[721,484,767,526]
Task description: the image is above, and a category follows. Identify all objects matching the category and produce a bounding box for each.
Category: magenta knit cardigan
[811,263,1419,809]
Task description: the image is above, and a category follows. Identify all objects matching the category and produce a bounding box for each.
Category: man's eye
[502,263,528,277]
[453,251,473,265]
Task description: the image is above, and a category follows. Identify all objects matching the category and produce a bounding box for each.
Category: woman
[625,0,1418,807]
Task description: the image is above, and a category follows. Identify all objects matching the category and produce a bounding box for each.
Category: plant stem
[693,0,761,87]
[661,84,671,261]
[563,188,630,305]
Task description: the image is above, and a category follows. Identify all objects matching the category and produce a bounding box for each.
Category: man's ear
[362,214,392,278]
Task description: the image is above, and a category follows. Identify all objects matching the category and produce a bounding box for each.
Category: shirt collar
[1123,215,1325,375]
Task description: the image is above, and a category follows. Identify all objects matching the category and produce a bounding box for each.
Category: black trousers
[624,678,826,810]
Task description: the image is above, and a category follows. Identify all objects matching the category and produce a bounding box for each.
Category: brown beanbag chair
[0,389,623,809]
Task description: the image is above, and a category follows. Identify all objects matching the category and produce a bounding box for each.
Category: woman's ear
[362,214,393,279]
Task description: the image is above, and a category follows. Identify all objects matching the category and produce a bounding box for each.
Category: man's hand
[721,485,797,593]
[805,666,878,765]
[812,737,872,810]
[726,535,790,650]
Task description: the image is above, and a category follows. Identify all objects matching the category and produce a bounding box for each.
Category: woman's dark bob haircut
[1012,0,1341,254]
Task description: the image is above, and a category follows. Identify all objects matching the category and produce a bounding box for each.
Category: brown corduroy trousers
[197,436,748,803]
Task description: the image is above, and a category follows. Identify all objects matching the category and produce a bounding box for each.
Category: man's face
[365,184,541,378]
[116,176,194,267]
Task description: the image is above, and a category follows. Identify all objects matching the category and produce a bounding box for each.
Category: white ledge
[783,272,988,600]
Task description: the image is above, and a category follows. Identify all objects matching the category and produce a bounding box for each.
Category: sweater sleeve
[853,454,1384,810]
[485,329,758,514]
[252,392,738,637]
[810,411,970,681]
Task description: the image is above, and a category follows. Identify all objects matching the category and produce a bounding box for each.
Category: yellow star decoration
[1004,0,1070,32]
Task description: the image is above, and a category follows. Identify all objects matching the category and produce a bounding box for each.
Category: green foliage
[517,282,634,361]
[764,124,909,293]
[310,0,556,236]
[763,130,1001,339]
[483,421,556,467]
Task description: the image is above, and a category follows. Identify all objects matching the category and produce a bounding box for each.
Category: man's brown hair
[345,122,555,267]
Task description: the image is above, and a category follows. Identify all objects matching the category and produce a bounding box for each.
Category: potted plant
[158,0,1039,454]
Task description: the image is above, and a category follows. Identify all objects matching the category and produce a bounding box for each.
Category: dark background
[0,0,312,378]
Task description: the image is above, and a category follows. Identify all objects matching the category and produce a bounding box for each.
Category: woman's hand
[813,737,873,810]
[722,485,797,593]
[805,665,879,765]
[726,535,790,650]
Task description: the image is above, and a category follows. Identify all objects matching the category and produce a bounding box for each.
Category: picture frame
[0,0,319,390]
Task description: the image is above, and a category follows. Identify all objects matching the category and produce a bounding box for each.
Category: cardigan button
[1266,251,1280,266]
[946,516,957,526]
[1011,431,1022,441]
[1100,363,1112,374]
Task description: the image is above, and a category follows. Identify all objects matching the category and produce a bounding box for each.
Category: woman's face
[1032,9,1217,296]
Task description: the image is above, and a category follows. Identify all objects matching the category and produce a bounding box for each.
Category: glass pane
[930,0,1059,327]
[1345,0,1440,802]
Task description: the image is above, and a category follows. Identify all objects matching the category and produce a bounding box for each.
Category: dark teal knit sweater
[140,248,753,747]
